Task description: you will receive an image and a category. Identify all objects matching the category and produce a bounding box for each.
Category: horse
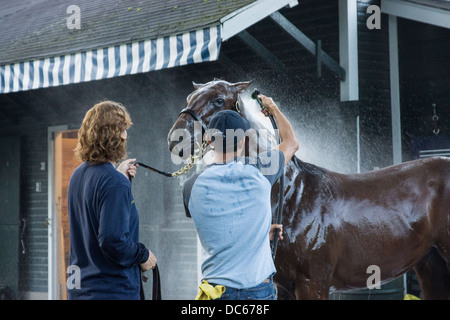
[167,79,450,300]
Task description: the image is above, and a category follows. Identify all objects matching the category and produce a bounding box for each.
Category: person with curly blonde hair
[68,101,157,300]
[74,100,131,165]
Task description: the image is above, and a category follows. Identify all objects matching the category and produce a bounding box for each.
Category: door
[50,129,81,300]
[0,136,20,299]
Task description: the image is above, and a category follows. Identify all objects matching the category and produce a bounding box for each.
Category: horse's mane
[292,154,337,199]
[292,156,329,178]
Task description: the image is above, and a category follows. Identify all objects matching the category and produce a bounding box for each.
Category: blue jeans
[215,278,276,300]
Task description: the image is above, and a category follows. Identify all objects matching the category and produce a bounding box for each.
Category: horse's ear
[232,80,253,93]
[192,81,203,90]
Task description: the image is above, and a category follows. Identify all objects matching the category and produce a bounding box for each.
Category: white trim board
[221,0,298,41]
[339,0,359,101]
[381,0,450,29]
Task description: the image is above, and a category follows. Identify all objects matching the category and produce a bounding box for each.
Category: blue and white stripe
[0,25,221,94]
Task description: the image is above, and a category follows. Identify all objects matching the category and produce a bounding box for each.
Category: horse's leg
[274,281,296,300]
[414,248,450,300]
[294,273,330,300]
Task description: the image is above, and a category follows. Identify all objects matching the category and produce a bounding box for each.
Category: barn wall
[0,100,55,298]
[19,127,49,296]
[399,18,450,159]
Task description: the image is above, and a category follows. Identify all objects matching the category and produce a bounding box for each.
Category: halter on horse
[165,79,450,300]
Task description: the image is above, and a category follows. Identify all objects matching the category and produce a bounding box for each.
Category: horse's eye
[214,98,225,106]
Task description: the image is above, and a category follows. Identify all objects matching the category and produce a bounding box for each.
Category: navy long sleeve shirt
[67,162,149,300]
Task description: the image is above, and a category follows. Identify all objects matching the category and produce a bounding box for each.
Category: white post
[388,13,406,295]
[339,0,359,102]
[356,115,361,173]
[389,15,402,165]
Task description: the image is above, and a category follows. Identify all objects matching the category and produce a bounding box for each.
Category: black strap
[152,264,162,300]
[139,264,162,300]
[140,274,146,300]
[179,108,209,132]
[135,162,173,177]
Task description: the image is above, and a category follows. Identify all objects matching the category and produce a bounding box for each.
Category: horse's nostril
[172,144,183,158]
[168,140,177,152]
[170,141,190,161]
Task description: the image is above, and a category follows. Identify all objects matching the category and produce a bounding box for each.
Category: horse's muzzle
[168,133,198,160]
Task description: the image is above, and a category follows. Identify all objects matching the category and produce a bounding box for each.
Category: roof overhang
[0,0,300,95]
[0,0,357,101]
[381,0,450,29]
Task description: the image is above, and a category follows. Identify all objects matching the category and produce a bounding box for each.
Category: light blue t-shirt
[182,150,284,289]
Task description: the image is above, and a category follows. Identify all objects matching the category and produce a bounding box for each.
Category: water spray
[251,88,279,133]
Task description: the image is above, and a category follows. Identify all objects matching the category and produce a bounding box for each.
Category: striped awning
[0,25,220,94]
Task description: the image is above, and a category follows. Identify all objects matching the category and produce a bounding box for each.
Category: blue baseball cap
[208,110,251,152]
[209,110,251,133]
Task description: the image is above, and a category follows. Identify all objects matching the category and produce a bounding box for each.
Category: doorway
[48,128,81,300]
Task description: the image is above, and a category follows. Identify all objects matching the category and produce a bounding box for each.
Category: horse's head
[168,79,252,159]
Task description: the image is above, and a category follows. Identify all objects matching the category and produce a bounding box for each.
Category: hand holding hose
[258,95,280,118]
[269,224,284,241]
[251,88,299,166]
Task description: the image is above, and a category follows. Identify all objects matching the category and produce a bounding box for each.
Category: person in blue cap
[183,95,299,300]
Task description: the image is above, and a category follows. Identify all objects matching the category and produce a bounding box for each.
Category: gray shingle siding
[0,0,256,65]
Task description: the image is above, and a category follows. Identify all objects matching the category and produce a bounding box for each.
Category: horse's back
[326,157,450,288]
